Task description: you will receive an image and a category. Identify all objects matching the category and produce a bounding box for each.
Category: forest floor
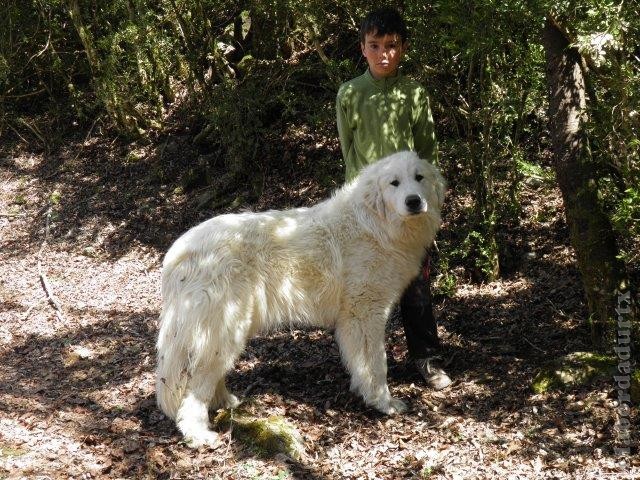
[0,130,638,480]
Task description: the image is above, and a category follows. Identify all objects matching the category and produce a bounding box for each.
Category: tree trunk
[542,16,628,350]
[67,0,142,135]
[66,0,100,76]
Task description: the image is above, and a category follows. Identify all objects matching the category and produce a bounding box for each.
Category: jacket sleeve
[413,89,439,165]
[336,88,353,164]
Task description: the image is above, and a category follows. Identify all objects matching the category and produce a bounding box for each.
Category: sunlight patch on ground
[455,277,533,300]
[0,417,107,477]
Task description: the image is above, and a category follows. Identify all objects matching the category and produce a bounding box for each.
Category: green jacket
[336,69,438,181]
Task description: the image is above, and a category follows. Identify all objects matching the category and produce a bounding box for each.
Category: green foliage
[194,56,337,196]
[612,188,640,237]
[1,0,638,288]
[632,369,640,402]
[612,187,640,264]
[198,78,267,175]
[536,0,640,274]
[458,228,500,282]
[516,158,555,185]
[433,254,457,298]
[404,0,548,282]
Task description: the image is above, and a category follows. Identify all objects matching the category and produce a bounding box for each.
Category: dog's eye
[415,174,424,182]
[390,180,400,187]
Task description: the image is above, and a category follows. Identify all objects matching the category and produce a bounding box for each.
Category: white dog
[156,151,446,447]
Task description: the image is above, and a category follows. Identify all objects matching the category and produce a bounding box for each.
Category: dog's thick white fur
[156,151,446,447]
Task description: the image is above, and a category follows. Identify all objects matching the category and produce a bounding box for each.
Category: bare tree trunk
[542,16,628,350]
[66,0,100,76]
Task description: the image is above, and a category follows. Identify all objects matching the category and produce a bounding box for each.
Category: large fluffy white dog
[156,151,446,447]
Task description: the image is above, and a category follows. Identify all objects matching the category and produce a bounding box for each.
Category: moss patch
[532,351,616,394]
[0,443,28,458]
[214,409,305,461]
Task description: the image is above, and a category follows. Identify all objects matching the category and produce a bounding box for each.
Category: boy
[336,7,451,390]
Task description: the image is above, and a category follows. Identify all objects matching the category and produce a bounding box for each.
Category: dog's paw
[376,397,408,415]
[184,429,220,449]
[221,393,241,409]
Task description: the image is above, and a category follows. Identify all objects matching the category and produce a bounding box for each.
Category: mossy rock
[532,351,616,394]
[214,409,305,461]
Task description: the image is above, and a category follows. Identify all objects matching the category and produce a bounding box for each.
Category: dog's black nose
[405,195,423,213]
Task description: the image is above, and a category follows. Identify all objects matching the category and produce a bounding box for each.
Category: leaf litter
[0,140,637,479]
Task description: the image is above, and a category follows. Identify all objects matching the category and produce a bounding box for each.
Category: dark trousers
[399,253,440,359]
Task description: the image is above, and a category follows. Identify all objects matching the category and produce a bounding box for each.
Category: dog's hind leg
[176,317,249,447]
[335,310,407,415]
[176,367,224,448]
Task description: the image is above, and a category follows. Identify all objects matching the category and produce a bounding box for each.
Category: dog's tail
[155,251,194,420]
[155,301,189,420]
[155,325,185,420]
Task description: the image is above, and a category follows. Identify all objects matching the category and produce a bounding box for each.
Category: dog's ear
[363,178,386,219]
[428,166,447,210]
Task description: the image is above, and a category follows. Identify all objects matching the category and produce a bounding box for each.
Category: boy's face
[361,31,408,79]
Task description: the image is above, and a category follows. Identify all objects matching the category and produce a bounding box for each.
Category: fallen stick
[523,336,546,354]
[38,259,65,323]
[36,207,66,323]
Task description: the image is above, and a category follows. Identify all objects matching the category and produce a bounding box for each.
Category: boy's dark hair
[359,7,408,44]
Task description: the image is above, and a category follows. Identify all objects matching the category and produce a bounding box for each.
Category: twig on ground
[0,212,26,217]
[6,122,29,145]
[546,298,568,318]
[18,118,46,145]
[38,259,65,323]
[37,207,66,323]
[523,336,546,354]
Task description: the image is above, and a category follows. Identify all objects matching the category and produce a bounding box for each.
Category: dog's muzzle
[405,194,425,214]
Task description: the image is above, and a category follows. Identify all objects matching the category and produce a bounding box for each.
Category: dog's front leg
[335,311,407,415]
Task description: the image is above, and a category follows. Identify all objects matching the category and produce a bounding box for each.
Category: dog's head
[361,151,446,220]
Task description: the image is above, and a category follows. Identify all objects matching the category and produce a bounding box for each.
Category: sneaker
[414,357,452,390]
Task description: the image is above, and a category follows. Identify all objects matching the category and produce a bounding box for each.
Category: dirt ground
[0,137,638,479]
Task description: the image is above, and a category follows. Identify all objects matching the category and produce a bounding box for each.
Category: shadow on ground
[0,123,340,262]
